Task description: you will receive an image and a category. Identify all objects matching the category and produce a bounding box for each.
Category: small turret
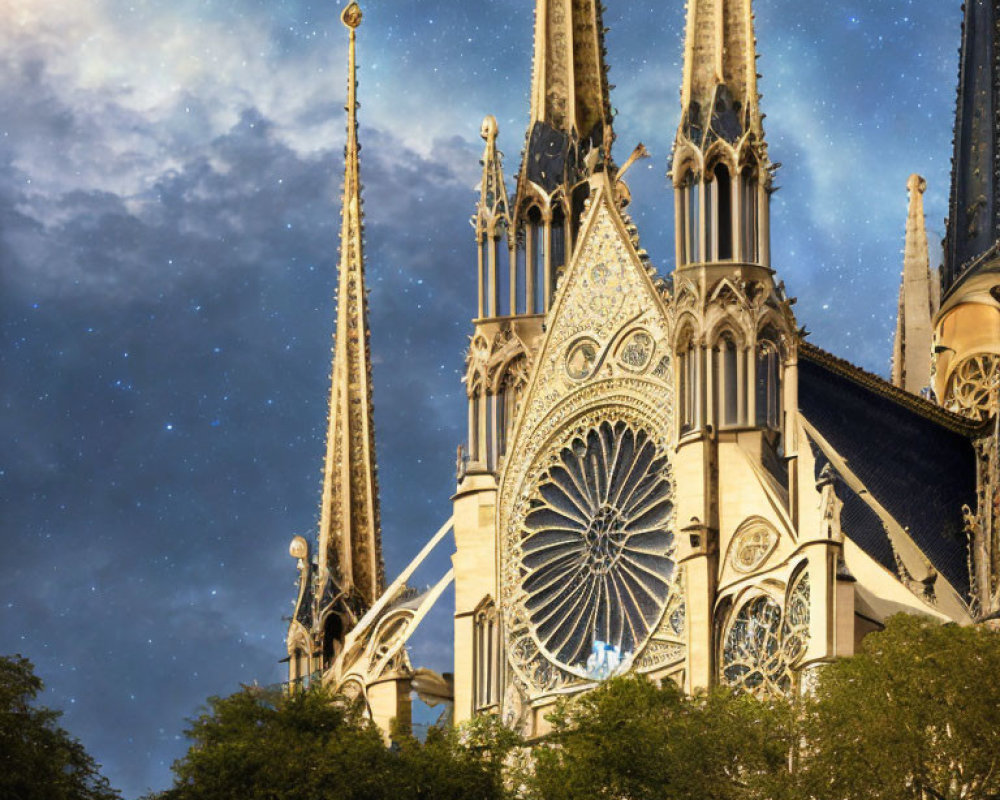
[892,175,935,395]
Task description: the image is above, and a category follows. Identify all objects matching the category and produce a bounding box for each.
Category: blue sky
[0,0,963,796]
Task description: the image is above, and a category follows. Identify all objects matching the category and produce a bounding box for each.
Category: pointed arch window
[684,174,702,265]
[715,332,740,428]
[496,223,511,318]
[527,206,545,314]
[469,378,483,466]
[515,228,528,315]
[678,332,700,434]
[714,163,733,261]
[550,204,567,302]
[473,599,502,712]
[478,237,490,318]
[741,166,759,263]
[755,334,781,430]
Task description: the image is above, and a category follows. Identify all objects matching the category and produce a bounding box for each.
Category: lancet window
[473,599,502,712]
[678,329,701,434]
[714,331,742,428]
[550,204,567,304]
[527,206,545,314]
[679,173,703,266]
[713,163,734,261]
[755,331,782,430]
[740,165,759,263]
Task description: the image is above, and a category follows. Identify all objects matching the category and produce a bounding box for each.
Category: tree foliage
[155,615,1000,800]
[158,683,521,800]
[527,676,794,800]
[797,613,1000,800]
[0,654,120,800]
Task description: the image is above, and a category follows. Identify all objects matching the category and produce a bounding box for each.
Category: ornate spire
[518,0,614,197]
[670,0,772,271]
[943,0,1000,294]
[317,0,384,611]
[677,0,765,153]
[528,0,612,143]
[475,116,512,319]
[893,175,935,394]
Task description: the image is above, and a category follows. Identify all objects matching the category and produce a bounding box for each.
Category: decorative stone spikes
[677,0,765,152]
[892,175,935,395]
[317,1,384,611]
[475,116,511,241]
[943,0,1000,293]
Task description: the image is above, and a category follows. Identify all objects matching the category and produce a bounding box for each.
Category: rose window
[945,354,1000,421]
[519,420,676,672]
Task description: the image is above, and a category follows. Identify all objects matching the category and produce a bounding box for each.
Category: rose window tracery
[518,420,676,673]
[722,596,789,697]
[781,572,810,664]
[945,354,1000,421]
[721,573,811,698]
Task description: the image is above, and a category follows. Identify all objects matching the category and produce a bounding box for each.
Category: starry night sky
[0,0,965,796]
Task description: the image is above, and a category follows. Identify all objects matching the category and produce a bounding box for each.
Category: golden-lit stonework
[287,0,1000,742]
[498,189,685,702]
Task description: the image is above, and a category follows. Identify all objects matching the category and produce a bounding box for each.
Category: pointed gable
[497,178,684,696]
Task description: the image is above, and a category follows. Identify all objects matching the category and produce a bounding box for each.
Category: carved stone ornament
[720,570,811,699]
[498,184,685,699]
[728,518,779,573]
[945,354,1000,421]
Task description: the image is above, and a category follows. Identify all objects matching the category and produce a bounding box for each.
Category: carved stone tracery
[499,190,685,701]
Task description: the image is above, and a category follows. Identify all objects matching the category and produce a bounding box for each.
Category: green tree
[0,654,120,800]
[527,676,794,800]
[797,613,1000,800]
[160,683,520,800]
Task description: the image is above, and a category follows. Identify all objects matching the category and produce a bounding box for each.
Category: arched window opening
[478,237,489,318]
[469,386,481,465]
[756,336,781,430]
[322,615,343,669]
[495,386,507,460]
[741,166,758,263]
[485,393,497,471]
[679,335,699,434]
[550,205,567,303]
[515,230,528,315]
[716,333,739,428]
[685,176,702,265]
[527,206,545,314]
[473,601,502,712]
[496,232,511,318]
[715,163,733,261]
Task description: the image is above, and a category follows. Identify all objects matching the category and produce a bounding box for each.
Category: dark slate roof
[798,348,977,599]
[944,0,1000,293]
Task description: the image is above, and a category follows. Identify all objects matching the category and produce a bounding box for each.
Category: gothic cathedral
[286,0,1000,738]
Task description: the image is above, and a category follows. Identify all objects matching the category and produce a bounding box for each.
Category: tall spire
[517,0,614,199]
[893,175,935,394]
[317,0,384,612]
[528,0,612,144]
[943,0,1000,294]
[677,0,766,153]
